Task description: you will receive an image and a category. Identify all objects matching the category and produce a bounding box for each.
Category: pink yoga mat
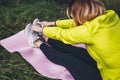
[0,30,74,80]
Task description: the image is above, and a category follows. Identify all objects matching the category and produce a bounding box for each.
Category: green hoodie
[43,10,120,80]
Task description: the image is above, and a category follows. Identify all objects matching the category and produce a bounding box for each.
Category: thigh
[47,38,97,68]
[63,54,102,80]
[40,43,102,80]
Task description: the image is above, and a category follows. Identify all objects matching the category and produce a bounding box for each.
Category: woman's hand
[31,25,43,32]
[37,21,56,27]
[30,21,56,32]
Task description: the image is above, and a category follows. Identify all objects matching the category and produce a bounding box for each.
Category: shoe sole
[24,23,35,47]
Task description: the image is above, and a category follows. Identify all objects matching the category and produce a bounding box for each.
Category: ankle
[34,39,42,48]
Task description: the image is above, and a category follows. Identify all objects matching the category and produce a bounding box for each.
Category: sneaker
[32,18,46,42]
[33,18,43,28]
[33,18,43,36]
[25,23,40,47]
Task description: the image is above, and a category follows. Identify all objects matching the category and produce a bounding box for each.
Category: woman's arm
[38,19,76,29]
[56,19,76,28]
[39,21,56,27]
[42,25,92,44]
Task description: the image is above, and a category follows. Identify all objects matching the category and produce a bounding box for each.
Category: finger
[36,21,41,24]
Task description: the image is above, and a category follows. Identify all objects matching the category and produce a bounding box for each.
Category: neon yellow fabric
[43,10,120,80]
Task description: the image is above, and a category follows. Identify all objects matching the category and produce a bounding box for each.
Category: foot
[34,39,43,48]
[25,23,41,47]
[33,18,39,26]
[33,18,43,27]
[32,18,46,42]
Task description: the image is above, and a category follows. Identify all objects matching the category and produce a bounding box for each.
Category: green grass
[0,0,120,80]
[104,0,120,15]
[0,0,66,80]
[0,51,52,80]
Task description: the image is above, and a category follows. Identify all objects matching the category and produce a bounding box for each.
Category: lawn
[0,0,66,80]
[0,0,120,80]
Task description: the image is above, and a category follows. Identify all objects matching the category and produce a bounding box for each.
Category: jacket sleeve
[43,25,93,44]
[56,19,76,29]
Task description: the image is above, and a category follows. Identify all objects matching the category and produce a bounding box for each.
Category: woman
[26,0,120,80]
[25,18,101,80]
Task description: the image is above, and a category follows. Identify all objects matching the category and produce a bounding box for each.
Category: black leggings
[40,39,102,80]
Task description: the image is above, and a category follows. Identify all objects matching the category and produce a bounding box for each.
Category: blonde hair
[66,0,105,25]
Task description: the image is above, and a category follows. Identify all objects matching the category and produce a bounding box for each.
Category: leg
[40,43,102,80]
[47,38,97,68]
[25,23,101,80]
